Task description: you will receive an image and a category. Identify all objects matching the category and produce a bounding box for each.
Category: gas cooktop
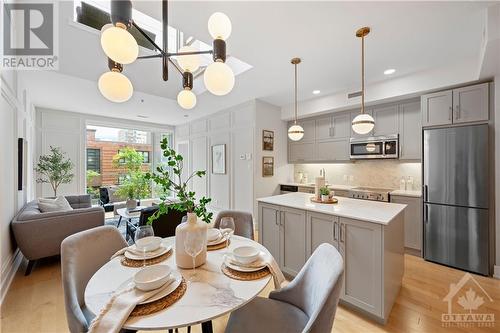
[347,187,393,202]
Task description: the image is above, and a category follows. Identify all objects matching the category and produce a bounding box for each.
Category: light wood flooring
[1,254,499,333]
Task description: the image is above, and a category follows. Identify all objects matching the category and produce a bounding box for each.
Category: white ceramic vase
[175,212,208,268]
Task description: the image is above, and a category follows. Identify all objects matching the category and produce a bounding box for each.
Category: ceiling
[31,1,493,125]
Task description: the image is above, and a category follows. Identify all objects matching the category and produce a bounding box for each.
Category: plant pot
[126,199,137,210]
[321,195,329,202]
[175,212,208,268]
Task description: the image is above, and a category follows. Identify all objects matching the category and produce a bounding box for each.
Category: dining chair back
[213,210,254,240]
[61,225,127,333]
[137,206,185,238]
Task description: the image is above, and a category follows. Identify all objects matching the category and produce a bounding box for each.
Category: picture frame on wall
[212,144,226,174]
[262,130,274,151]
[262,156,274,177]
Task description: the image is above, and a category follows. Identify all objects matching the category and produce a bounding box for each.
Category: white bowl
[207,228,221,242]
[232,246,260,264]
[134,265,172,291]
[135,236,162,252]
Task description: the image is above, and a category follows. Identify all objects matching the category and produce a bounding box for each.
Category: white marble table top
[84,235,272,330]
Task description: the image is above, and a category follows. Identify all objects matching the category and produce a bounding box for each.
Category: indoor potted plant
[146,138,213,268]
[320,186,330,202]
[35,146,74,197]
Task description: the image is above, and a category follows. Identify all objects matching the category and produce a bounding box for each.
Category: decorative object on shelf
[262,130,274,151]
[319,186,330,202]
[98,0,234,108]
[310,196,338,204]
[351,27,375,135]
[35,146,74,197]
[288,58,305,141]
[212,144,226,174]
[146,138,212,268]
[262,156,274,177]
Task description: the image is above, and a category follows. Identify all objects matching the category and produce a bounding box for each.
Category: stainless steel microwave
[349,134,399,160]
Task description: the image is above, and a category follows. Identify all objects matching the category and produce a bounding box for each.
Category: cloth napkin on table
[225,253,285,289]
[110,244,165,260]
[88,276,176,333]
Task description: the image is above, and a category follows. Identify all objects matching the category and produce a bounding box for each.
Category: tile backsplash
[294,161,422,190]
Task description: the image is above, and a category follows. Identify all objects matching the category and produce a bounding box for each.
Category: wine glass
[219,217,235,253]
[134,225,154,267]
[184,230,205,281]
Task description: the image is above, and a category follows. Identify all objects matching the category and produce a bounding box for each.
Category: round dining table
[84,235,272,332]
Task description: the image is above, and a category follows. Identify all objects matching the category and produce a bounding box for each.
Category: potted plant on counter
[320,187,330,202]
[146,138,213,268]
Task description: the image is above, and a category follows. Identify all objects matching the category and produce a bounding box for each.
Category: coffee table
[116,206,147,240]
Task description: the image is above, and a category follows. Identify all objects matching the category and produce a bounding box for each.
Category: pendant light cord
[361,33,365,115]
[294,62,298,125]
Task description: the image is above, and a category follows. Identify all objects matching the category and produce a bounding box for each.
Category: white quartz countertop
[390,189,422,198]
[258,192,406,225]
[280,182,354,190]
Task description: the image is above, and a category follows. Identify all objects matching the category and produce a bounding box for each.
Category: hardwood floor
[1,255,499,333]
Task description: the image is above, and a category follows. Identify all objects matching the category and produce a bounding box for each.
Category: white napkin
[225,253,285,289]
[110,244,165,260]
[88,276,176,333]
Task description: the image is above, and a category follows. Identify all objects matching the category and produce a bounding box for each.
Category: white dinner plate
[125,244,172,261]
[224,254,267,272]
[207,235,229,246]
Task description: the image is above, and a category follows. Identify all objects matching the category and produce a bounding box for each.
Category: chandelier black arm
[167,50,213,57]
[137,54,163,59]
[132,21,166,56]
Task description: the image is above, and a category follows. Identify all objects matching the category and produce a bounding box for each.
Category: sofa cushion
[38,196,74,213]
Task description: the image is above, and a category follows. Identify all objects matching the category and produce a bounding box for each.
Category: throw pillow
[38,196,74,213]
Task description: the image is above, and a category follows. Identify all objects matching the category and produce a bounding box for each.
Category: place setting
[206,217,235,251]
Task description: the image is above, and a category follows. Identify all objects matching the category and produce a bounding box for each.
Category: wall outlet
[239,154,245,160]
[245,153,252,160]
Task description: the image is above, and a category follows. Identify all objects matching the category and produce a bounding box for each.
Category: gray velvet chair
[225,243,344,333]
[214,210,254,240]
[61,225,127,333]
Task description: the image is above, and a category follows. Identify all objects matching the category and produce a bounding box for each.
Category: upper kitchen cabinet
[350,110,374,138]
[289,142,316,163]
[452,83,489,124]
[372,104,399,136]
[316,112,350,141]
[421,83,489,127]
[399,101,421,160]
[288,119,315,143]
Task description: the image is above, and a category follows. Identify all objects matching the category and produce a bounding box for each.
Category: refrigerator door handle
[423,185,428,202]
[424,204,428,223]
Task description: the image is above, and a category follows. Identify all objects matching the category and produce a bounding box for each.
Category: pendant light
[352,27,375,135]
[288,58,304,141]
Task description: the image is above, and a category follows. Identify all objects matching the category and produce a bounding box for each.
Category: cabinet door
[315,116,333,140]
[391,196,423,252]
[306,212,339,257]
[373,104,399,136]
[289,142,315,163]
[280,207,307,276]
[316,139,349,161]
[350,110,374,138]
[339,217,382,317]
[258,204,281,263]
[331,112,350,139]
[453,83,489,124]
[399,101,422,160]
[421,90,452,127]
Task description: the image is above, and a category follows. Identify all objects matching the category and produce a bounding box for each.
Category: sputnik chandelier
[98,0,234,109]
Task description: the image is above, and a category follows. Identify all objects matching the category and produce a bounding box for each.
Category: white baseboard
[0,249,23,305]
[494,265,500,280]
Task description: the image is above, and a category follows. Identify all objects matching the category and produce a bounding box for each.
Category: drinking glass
[134,225,154,267]
[184,230,205,281]
[219,217,235,253]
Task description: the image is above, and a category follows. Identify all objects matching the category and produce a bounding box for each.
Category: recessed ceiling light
[312,90,321,95]
[384,68,396,75]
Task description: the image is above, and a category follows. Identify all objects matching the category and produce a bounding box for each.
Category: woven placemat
[121,249,173,267]
[130,278,187,316]
[207,239,230,251]
[221,263,270,281]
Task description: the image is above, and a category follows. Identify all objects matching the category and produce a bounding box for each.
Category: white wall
[35,108,174,198]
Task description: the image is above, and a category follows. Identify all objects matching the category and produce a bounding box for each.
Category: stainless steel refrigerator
[423,124,489,275]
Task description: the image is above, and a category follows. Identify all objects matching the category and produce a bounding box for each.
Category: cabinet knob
[448,106,452,121]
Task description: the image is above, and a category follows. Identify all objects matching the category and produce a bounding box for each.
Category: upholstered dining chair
[213,210,254,240]
[61,225,130,333]
[225,243,344,333]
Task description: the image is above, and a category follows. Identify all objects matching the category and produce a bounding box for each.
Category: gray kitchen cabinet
[289,142,316,163]
[288,119,316,143]
[350,110,374,138]
[315,115,334,140]
[339,217,383,317]
[391,195,422,253]
[316,112,350,141]
[372,104,399,136]
[452,83,489,124]
[316,139,349,161]
[399,101,422,160]
[258,203,280,262]
[421,90,453,127]
[306,212,339,257]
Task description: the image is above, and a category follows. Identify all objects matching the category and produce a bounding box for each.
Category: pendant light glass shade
[177,89,197,110]
[288,124,304,141]
[98,71,133,103]
[208,12,232,40]
[352,113,375,134]
[101,26,138,65]
[204,61,235,96]
[176,46,200,72]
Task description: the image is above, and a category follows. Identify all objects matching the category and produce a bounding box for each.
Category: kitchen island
[257,192,406,323]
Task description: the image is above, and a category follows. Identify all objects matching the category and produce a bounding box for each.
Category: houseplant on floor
[35,146,74,197]
[146,138,213,268]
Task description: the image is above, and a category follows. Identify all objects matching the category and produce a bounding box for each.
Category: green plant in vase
[35,146,74,196]
[319,186,330,202]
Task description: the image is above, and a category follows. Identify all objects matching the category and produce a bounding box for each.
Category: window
[138,151,150,163]
[86,148,100,172]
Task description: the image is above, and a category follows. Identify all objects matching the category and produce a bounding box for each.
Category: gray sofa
[11,195,105,275]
